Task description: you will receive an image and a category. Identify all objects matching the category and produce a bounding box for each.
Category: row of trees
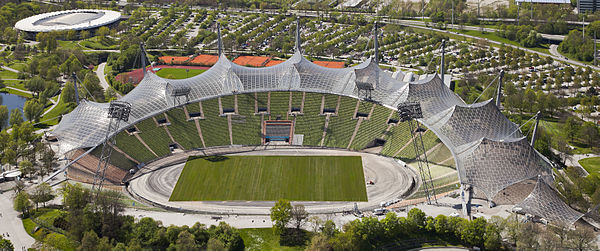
[19,182,244,250]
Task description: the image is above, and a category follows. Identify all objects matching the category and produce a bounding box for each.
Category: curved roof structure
[515,176,584,226]
[15,9,121,33]
[52,23,577,224]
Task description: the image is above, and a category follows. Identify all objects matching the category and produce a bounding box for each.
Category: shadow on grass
[188,155,229,162]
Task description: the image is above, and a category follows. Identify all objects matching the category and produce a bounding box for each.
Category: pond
[0,92,27,119]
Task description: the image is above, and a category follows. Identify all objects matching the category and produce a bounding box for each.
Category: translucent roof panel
[516,176,584,225]
[455,137,553,199]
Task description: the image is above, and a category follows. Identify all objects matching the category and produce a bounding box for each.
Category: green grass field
[579,157,600,174]
[169,155,367,202]
[156,68,206,79]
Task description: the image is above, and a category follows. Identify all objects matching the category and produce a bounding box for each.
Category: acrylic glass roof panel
[516,177,584,225]
[427,100,523,149]
[52,101,111,151]
[456,137,553,199]
[406,76,465,118]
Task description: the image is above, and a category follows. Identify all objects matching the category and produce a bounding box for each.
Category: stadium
[50,23,584,226]
[14,9,121,39]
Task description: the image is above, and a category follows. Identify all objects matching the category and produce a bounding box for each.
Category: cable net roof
[52,47,578,223]
[515,176,584,225]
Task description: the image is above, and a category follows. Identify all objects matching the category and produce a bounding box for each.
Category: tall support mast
[496,70,504,108]
[531,111,541,147]
[140,42,148,77]
[217,22,223,56]
[440,40,446,82]
[92,101,132,197]
[72,72,80,105]
[398,102,437,205]
[295,16,302,53]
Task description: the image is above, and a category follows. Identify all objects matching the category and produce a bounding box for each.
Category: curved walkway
[0,191,36,250]
[127,146,419,215]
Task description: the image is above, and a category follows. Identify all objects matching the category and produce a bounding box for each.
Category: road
[96,63,110,91]
[0,191,36,250]
[549,44,562,58]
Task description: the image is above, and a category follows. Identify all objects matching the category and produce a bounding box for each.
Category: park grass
[1,87,32,98]
[79,37,119,50]
[38,99,73,126]
[449,29,550,54]
[0,69,18,79]
[156,68,206,79]
[579,157,600,174]
[22,209,78,251]
[170,155,367,202]
[57,40,84,50]
[240,228,305,251]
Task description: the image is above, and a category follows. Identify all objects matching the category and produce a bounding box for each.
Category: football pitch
[169,155,367,202]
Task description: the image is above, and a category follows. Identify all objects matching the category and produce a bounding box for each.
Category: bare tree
[291,204,308,230]
[568,227,598,251]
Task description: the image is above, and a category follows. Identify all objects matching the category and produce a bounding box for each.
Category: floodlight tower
[397,102,437,204]
[92,101,132,196]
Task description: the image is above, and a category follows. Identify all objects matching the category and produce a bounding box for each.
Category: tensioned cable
[472,73,500,104]
[505,112,538,139]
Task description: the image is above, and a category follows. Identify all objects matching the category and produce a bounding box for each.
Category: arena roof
[51,22,577,225]
[14,9,121,33]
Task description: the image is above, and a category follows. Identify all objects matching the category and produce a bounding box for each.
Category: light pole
[186,68,189,78]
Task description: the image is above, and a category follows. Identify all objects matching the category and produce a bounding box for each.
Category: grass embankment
[155,68,206,79]
[22,208,78,251]
[240,228,304,251]
[170,155,367,201]
[579,157,600,174]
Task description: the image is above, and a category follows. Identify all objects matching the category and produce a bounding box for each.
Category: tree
[563,117,580,141]
[270,199,292,233]
[9,108,23,127]
[568,227,597,251]
[31,182,54,209]
[40,145,55,179]
[407,208,426,231]
[0,236,14,251]
[80,30,91,40]
[23,99,44,122]
[25,76,45,97]
[461,217,487,247]
[290,204,308,230]
[0,105,8,130]
[517,222,540,250]
[579,122,599,148]
[79,230,99,251]
[19,160,34,179]
[176,231,197,251]
[308,234,331,251]
[206,237,224,251]
[13,190,31,216]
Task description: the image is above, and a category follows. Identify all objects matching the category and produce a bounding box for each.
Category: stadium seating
[115,131,156,163]
[90,145,137,171]
[349,105,391,150]
[269,92,290,119]
[231,94,262,145]
[106,92,451,169]
[293,92,326,146]
[71,149,128,183]
[291,92,303,112]
[196,98,230,147]
[220,95,235,114]
[135,116,173,156]
[322,96,358,148]
[165,108,204,150]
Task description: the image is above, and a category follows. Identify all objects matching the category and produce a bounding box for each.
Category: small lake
[0,92,27,119]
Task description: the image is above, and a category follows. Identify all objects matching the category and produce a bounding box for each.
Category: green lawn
[0,69,18,79]
[240,228,305,251]
[170,155,367,201]
[579,157,600,174]
[156,68,206,79]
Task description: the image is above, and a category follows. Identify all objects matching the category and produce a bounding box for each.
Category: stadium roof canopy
[515,0,570,4]
[15,9,121,33]
[52,21,577,225]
